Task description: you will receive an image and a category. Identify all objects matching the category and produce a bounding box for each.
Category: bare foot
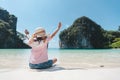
[53,58,57,64]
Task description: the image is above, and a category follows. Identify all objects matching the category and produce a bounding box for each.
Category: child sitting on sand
[25,22,62,69]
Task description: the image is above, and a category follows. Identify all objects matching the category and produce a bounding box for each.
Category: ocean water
[0,49,120,71]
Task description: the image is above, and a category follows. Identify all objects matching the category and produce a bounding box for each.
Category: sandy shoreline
[0,49,120,80]
[0,66,120,80]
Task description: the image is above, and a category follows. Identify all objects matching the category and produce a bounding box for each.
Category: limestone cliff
[0,8,29,48]
[59,16,106,49]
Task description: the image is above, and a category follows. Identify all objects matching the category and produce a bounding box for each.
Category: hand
[58,22,62,29]
[50,22,62,38]
[24,29,29,35]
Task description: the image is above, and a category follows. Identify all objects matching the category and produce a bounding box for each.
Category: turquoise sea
[0,49,120,71]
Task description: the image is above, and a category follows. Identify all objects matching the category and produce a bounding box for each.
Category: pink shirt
[29,36,51,64]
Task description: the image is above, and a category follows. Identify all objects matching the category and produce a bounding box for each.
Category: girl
[25,22,62,69]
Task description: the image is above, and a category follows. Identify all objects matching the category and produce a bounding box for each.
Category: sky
[0,0,120,48]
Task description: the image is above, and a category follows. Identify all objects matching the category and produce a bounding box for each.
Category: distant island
[0,8,30,48]
[59,16,120,49]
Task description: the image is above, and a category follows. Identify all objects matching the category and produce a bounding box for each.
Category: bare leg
[52,58,57,64]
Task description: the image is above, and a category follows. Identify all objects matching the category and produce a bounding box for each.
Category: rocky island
[59,16,120,49]
[0,8,29,48]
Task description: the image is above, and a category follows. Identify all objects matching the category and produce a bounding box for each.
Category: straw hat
[34,27,47,37]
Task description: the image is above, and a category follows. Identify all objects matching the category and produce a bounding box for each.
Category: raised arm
[24,29,30,40]
[24,29,36,46]
[51,22,62,38]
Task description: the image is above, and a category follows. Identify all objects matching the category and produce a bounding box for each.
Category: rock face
[59,16,105,49]
[0,8,29,48]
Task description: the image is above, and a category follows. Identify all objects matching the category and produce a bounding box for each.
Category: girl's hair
[34,37,49,48]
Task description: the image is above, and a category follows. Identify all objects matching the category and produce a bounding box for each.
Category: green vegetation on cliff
[0,8,30,48]
[103,30,120,48]
[59,16,120,49]
[109,38,120,48]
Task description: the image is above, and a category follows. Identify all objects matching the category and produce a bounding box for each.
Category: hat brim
[36,34,49,37]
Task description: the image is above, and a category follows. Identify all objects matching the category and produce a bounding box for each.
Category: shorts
[29,60,53,69]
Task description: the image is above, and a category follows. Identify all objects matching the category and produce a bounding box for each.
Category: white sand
[0,67,120,80]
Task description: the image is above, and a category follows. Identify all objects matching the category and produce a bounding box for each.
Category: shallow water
[0,49,120,71]
[58,49,120,68]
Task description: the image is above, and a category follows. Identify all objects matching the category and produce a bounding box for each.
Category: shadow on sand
[29,65,87,72]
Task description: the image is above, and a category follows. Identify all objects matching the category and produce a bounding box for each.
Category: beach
[0,0,120,79]
[0,49,120,80]
[0,67,120,80]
